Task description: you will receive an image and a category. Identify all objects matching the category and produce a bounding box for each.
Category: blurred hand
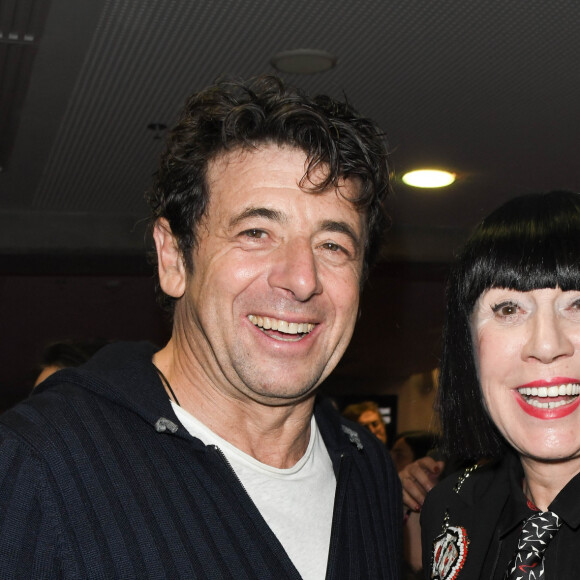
[399,456,444,511]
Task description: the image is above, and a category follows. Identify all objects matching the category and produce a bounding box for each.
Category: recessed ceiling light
[270,49,337,75]
[402,169,456,188]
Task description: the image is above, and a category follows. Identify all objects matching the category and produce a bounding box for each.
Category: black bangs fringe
[459,192,580,310]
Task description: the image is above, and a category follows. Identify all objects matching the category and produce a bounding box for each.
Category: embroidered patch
[431,525,468,580]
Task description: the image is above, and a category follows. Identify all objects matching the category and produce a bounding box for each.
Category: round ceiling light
[402,169,456,188]
[270,49,337,75]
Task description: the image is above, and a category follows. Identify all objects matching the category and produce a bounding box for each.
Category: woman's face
[473,287,580,463]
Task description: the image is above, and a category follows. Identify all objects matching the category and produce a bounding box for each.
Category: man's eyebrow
[320,220,362,248]
[229,206,287,228]
[228,210,361,247]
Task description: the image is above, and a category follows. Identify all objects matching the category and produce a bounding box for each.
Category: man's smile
[248,314,315,341]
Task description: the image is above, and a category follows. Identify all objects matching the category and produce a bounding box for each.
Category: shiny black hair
[438,190,580,459]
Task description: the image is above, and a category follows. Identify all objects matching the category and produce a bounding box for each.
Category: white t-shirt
[172,402,336,580]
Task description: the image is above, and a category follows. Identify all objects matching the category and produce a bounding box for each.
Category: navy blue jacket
[0,342,402,578]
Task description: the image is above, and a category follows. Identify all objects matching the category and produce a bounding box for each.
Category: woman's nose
[521,310,574,363]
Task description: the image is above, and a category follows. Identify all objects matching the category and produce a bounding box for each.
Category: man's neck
[153,340,316,469]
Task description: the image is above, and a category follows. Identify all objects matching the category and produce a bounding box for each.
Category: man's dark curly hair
[147,74,391,309]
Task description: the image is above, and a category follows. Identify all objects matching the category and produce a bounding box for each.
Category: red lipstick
[518,377,580,388]
[514,385,580,420]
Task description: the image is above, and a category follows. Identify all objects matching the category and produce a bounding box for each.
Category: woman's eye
[492,302,519,317]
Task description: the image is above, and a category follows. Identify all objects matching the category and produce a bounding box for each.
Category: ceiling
[2,0,580,400]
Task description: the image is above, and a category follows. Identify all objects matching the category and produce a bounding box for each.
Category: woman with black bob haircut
[440,189,580,460]
[420,190,580,579]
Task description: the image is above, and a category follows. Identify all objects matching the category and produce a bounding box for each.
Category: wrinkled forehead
[205,145,366,227]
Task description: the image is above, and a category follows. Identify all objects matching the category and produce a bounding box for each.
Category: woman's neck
[520,455,580,510]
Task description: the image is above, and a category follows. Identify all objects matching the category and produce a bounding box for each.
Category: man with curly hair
[0,76,401,579]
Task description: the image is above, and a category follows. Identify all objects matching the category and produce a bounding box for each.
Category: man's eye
[492,302,518,317]
[243,229,266,239]
[322,241,353,256]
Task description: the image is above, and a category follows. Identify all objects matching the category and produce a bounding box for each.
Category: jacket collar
[38,342,367,462]
[37,341,179,432]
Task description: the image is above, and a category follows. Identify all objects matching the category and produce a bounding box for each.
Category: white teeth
[248,315,314,335]
[518,383,580,408]
[518,384,580,397]
[526,398,572,409]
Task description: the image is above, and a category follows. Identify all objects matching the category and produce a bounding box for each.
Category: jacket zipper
[210,445,302,579]
[211,444,252,497]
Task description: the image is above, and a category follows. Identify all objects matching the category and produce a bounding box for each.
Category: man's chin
[242,379,322,407]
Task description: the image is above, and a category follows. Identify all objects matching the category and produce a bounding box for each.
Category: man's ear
[153,218,186,298]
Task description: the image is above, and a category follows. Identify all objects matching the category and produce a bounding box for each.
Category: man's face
[172,144,365,406]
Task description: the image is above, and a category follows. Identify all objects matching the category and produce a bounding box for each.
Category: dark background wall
[0,272,172,410]
[0,261,447,418]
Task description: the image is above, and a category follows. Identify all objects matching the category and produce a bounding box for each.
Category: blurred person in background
[34,338,110,386]
[390,430,438,579]
[343,400,388,445]
[390,430,438,473]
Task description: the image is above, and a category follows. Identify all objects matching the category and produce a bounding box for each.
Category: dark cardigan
[0,342,402,579]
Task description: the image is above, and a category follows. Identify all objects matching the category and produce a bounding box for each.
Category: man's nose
[267,239,323,302]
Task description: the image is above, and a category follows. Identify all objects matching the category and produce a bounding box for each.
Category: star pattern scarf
[504,510,561,580]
